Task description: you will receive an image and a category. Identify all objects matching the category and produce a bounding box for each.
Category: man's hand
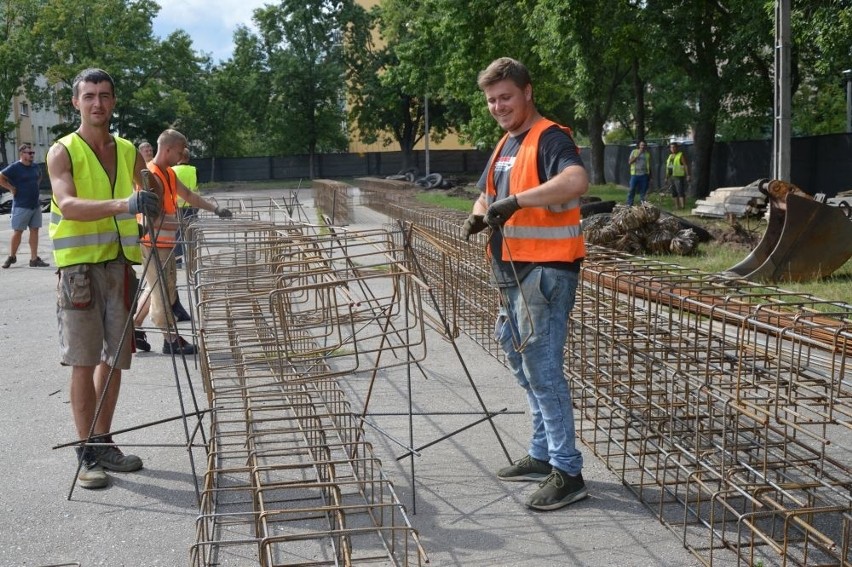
[127,191,161,218]
[214,206,233,219]
[484,195,521,228]
[462,214,488,240]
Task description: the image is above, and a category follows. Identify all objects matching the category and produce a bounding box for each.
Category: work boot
[29,256,49,267]
[134,330,151,352]
[172,298,191,322]
[163,335,197,355]
[93,435,143,472]
[2,255,15,269]
[75,445,108,489]
[526,469,588,511]
[497,455,551,482]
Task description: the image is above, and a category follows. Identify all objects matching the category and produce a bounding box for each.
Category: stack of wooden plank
[692,184,767,218]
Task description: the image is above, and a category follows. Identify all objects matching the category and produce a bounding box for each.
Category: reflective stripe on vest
[485,118,585,263]
[49,133,142,267]
[141,162,179,248]
[667,152,686,176]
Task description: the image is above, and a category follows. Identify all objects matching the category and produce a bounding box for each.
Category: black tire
[581,200,616,218]
[424,173,443,189]
[659,211,713,242]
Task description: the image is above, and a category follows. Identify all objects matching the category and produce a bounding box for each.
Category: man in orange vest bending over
[463,57,589,511]
[139,128,231,355]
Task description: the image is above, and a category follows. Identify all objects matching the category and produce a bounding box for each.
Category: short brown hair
[477,57,532,90]
[17,143,32,153]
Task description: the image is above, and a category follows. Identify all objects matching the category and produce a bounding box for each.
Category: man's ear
[525,84,532,101]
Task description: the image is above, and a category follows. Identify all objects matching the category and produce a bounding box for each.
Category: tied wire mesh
[185,196,428,566]
[357,183,852,567]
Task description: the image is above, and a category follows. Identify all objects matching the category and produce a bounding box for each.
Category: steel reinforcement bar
[361,188,852,567]
[185,200,428,566]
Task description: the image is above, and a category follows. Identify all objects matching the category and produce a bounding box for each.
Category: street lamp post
[844,69,852,133]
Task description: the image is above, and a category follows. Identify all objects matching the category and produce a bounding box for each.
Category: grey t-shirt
[477,124,585,287]
[631,150,649,176]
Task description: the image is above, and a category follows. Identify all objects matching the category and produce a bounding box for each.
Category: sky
[152,0,271,63]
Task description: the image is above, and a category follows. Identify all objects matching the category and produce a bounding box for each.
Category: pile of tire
[385,169,452,189]
[583,202,700,256]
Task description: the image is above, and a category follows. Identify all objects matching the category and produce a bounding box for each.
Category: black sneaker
[93,435,143,472]
[29,256,49,267]
[497,455,552,481]
[172,298,191,322]
[2,255,15,269]
[163,336,197,355]
[75,445,108,489]
[526,468,588,511]
[134,330,151,352]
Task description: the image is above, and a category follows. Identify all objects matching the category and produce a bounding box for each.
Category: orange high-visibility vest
[485,118,585,263]
[141,162,179,249]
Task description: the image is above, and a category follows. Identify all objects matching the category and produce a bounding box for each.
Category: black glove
[127,191,161,218]
[484,195,521,228]
[214,207,233,219]
[462,214,488,240]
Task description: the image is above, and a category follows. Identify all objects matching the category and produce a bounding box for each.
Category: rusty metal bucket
[725,180,852,283]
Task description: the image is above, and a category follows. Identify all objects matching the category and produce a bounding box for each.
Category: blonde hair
[156,128,187,150]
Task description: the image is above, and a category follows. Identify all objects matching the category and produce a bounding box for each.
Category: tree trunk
[632,57,646,141]
[587,110,607,185]
[690,90,720,198]
[0,131,8,166]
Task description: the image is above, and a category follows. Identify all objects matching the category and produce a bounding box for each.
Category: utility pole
[772,0,791,182]
[844,69,852,133]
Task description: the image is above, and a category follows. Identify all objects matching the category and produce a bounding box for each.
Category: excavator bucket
[725,180,852,283]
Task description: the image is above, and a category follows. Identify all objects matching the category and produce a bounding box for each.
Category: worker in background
[47,68,160,489]
[172,147,198,269]
[463,57,589,511]
[0,143,49,268]
[138,141,153,163]
[665,142,690,210]
[626,139,652,206]
[139,128,231,355]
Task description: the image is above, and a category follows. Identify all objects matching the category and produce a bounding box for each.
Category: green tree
[643,0,773,197]
[254,0,349,177]
[31,0,207,146]
[528,0,638,185]
[0,0,42,165]
[344,0,455,171]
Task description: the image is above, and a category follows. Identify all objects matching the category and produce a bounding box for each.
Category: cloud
[153,0,271,62]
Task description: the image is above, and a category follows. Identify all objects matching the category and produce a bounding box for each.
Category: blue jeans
[627,174,650,205]
[495,266,583,475]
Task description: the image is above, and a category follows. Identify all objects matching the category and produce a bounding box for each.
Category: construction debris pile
[583,202,700,255]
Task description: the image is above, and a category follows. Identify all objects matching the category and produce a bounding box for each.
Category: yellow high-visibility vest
[49,133,141,267]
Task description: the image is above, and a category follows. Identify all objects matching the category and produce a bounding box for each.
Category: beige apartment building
[2,77,62,166]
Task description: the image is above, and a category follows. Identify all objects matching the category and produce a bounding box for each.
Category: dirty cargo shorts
[57,260,136,369]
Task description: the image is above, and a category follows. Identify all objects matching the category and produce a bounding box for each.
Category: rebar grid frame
[359,187,852,567]
[186,203,428,567]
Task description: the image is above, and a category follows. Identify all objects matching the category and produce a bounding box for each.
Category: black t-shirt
[477,125,585,287]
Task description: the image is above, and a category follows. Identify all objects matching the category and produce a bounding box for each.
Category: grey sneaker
[94,435,143,472]
[497,455,551,481]
[75,446,108,489]
[526,468,588,511]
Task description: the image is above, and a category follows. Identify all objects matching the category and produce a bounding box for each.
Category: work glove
[214,206,233,219]
[484,195,521,228]
[462,214,488,240]
[127,191,161,218]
